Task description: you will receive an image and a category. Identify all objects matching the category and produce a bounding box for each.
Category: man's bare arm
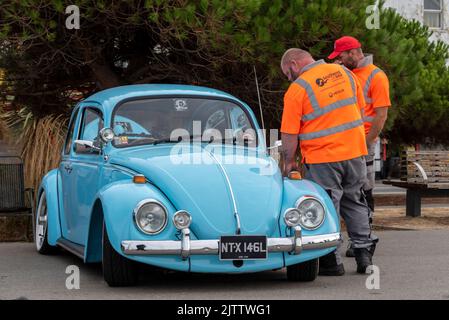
[366,107,388,147]
[281,133,299,176]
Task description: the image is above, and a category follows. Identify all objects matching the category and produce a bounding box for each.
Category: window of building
[424,0,443,29]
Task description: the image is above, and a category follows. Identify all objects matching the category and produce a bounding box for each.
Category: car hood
[109,144,283,238]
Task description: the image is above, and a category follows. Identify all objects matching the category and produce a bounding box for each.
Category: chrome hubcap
[35,192,48,251]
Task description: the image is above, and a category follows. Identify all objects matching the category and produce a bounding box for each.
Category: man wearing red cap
[329,36,391,257]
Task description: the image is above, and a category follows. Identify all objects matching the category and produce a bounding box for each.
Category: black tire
[286,258,319,282]
[35,191,58,255]
[102,223,138,287]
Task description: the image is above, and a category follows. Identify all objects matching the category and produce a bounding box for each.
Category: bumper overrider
[121,226,342,260]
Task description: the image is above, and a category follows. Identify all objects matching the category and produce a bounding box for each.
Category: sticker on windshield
[119,136,128,144]
[174,99,188,111]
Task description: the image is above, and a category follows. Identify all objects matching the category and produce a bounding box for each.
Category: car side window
[79,108,104,141]
[75,107,104,155]
[63,108,80,155]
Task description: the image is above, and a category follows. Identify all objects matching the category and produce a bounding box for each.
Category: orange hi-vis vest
[352,55,391,135]
[281,60,368,164]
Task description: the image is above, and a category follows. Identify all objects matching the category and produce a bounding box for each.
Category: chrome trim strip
[109,164,140,177]
[207,150,241,235]
[120,232,342,256]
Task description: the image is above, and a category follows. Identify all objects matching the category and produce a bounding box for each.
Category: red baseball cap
[328,36,362,60]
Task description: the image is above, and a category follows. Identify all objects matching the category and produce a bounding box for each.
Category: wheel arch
[85,198,105,263]
[38,169,62,246]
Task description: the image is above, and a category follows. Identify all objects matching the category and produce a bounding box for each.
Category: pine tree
[0,0,448,144]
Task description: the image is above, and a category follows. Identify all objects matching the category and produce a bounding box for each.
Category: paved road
[373,182,405,195]
[1,230,449,300]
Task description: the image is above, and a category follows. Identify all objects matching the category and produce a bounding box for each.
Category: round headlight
[173,210,192,230]
[134,200,168,235]
[99,128,115,143]
[295,197,325,230]
[284,208,301,227]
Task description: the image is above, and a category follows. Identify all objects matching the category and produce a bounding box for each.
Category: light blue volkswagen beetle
[35,84,341,286]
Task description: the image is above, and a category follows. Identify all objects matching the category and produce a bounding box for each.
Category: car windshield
[112,97,258,148]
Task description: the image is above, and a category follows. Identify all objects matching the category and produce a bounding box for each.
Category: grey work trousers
[363,143,376,191]
[304,156,377,265]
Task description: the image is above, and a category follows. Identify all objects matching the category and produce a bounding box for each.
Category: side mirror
[74,140,101,154]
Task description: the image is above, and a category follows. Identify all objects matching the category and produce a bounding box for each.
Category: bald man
[280,48,378,275]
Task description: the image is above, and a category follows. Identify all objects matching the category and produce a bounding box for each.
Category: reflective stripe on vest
[364,115,374,122]
[295,67,357,122]
[363,68,382,104]
[361,68,382,123]
[360,108,374,123]
[295,68,363,141]
[299,119,364,141]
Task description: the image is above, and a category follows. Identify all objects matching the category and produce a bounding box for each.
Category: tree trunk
[90,62,121,89]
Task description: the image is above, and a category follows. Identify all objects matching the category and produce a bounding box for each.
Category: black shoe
[345,247,355,257]
[354,247,374,274]
[319,252,345,276]
[319,263,345,276]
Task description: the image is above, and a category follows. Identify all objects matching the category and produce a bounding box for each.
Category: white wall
[383,0,449,44]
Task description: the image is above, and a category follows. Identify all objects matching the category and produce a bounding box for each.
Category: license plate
[219,235,267,260]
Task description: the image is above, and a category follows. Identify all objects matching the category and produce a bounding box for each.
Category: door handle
[64,164,73,173]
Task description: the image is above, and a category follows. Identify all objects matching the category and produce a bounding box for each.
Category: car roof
[81,84,241,110]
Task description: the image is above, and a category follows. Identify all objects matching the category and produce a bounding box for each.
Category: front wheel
[35,191,57,254]
[286,258,318,282]
[102,223,138,287]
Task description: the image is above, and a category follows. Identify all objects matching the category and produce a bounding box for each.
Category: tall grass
[1,108,68,197]
[21,115,68,195]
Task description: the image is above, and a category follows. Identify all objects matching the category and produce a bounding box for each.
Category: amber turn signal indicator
[133,175,146,184]
[288,171,302,180]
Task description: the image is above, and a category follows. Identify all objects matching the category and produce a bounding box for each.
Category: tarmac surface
[1,230,449,300]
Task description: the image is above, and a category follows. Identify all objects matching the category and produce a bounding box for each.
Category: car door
[63,106,104,245]
[59,107,81,241]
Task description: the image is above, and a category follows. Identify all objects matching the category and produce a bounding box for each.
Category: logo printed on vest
[316,78,328,87]
[315,71,343,88]
[329,89,345,98]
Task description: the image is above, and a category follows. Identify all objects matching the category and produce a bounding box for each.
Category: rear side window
[64,108,80,155]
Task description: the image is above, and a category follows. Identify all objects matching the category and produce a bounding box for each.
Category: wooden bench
[383,151,449,217]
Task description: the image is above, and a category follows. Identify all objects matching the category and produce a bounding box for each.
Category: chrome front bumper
[121,227,342,260]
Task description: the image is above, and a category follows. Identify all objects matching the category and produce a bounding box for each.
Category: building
[384,0,449,44]
[371,1,449,179]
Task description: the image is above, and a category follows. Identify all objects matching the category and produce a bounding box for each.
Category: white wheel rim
[35,192,48,251]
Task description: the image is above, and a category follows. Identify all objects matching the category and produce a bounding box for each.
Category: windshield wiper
[206,136,237,145]
[117,133,153,138]
[153,135,203,145]
[152,137,182,145]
